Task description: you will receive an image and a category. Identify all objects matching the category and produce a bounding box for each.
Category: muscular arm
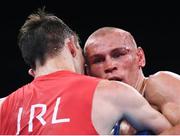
[145,71,180,125]
[161,124,180,135]
[92,80,171,134]
[145,71,180,107]
[118,82,171,134]
[122,93,171,134]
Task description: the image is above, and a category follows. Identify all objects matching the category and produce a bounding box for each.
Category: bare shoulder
[147,71,180,89]
[95,79,139,98]
[149,71,180,81]
[145,71,180,105]
[94,79,143,108]
[0,97,6,107]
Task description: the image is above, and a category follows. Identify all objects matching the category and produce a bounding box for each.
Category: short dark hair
[18,9,77,69]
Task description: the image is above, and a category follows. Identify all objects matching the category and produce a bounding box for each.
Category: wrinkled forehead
[85,31,135,56]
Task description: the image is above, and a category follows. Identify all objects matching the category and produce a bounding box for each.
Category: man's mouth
[108,77,122,82]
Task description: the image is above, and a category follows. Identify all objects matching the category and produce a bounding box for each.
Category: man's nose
[104,57,117,73]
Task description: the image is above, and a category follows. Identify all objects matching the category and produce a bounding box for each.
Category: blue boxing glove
[113,121,120,135]
[135,130,155,135]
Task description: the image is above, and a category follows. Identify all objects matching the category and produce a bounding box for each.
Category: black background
[0,1,179,97]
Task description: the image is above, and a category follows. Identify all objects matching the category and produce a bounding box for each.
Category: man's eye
[92,58,104,64]
[112,52,121,58]
[111,49,129,58]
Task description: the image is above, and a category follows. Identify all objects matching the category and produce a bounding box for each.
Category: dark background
[0,1,179,97]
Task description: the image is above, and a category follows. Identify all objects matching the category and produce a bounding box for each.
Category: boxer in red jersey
[84,27,180,134]
[0,9,171,135]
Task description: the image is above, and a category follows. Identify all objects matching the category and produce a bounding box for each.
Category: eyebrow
[111,47,130,52]
[89,54,104,60]
[89,47,130,58]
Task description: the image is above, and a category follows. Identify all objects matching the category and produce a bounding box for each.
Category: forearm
[131,102,172,134]
[146,109,172,134]
[160,124,180,135]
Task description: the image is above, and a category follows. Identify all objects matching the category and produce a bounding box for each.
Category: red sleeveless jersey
[0,71,100,135]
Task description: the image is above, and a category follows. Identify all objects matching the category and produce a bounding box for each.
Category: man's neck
[34,57,76,78]
[134,70,146,95]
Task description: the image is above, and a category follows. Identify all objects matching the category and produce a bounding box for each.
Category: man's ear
[28,69,35,77]
[137,47,146,67]
[66,37,76,57]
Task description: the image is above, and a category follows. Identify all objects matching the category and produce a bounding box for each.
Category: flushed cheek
[120,62,139,84]
[119,56,136,69]
[121,61,134,69]
[90,65,104,76]
[115,60,136,77]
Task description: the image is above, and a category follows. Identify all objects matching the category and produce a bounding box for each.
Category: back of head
[18,8,77,70]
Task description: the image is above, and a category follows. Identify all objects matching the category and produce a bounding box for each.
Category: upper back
[0,71,100,135]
